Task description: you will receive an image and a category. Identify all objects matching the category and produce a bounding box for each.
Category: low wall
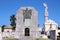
[2,32,15,38]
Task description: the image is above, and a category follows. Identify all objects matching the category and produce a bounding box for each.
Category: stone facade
[15,7,38,40]
[44,19,58,35]
[4,25,12,32]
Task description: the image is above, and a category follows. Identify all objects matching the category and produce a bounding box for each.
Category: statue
[43,3,48,12]
[23,8,32,19]
[23,8,32,22]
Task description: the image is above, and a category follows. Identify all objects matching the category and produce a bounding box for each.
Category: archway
[25,28,30,36]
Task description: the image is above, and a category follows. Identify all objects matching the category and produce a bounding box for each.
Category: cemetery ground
[3,37,18,40]
[3,37,51,40]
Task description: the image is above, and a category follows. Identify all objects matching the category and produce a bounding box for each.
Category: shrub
[4,37,18,40]
[36,38,51,40]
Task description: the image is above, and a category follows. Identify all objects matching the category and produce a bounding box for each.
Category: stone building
[15,7,39,40]
[4,25,12,32]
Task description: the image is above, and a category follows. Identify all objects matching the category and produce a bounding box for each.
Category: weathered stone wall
[15,7,38,40]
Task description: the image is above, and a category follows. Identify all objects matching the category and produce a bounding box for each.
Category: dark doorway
[25,28,30,36]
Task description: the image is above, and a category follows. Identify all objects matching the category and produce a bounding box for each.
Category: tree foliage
[10,14,16,30]
[58,27,60,29]
[2,25,6,32]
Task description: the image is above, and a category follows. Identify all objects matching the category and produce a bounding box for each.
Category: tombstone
[15,7,38,40]
[50,30,57,40]
[0,27,2,40]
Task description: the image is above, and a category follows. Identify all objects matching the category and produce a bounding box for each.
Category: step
[19,36,36,40]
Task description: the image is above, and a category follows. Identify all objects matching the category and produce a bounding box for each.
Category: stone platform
[19,36,36,40]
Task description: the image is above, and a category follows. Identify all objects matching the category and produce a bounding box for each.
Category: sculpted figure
[43,3,48,12]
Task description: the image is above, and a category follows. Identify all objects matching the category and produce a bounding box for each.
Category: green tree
[58,26,60,29]
[10,14,16,30]
[2,25,6,32]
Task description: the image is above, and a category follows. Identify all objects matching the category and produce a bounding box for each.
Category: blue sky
[0,0,60,27]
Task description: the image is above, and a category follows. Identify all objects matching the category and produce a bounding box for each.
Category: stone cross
[43,3,48,12]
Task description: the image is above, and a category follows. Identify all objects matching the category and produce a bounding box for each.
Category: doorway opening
[25,28,30,36]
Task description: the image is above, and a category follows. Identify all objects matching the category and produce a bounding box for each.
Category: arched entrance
[25,28,30,36]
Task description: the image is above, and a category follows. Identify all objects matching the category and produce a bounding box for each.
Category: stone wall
[2,32,15,38]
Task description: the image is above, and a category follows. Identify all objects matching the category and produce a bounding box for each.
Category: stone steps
[19,36,36,40]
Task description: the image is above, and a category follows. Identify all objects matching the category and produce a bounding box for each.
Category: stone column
[43,3,48,22]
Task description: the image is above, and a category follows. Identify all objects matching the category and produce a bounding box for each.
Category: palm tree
[10,14,16,30]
